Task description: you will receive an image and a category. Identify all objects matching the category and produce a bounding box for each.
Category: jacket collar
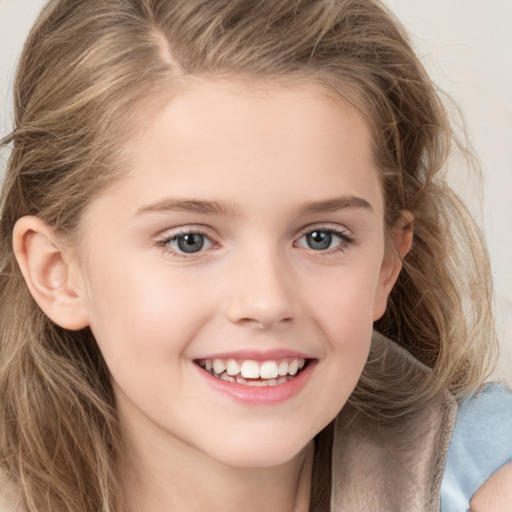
[330,332,458,511]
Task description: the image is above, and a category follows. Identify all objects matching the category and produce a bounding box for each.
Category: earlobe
[373,211,414,320]
[13,216,89,330]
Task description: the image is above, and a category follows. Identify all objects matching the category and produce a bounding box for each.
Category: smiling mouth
[195,357,309,387]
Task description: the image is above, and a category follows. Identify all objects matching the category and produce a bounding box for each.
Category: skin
[14,80,409,511]
[470,463,512,512]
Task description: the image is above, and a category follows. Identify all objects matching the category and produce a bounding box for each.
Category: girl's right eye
[157,230,214,257]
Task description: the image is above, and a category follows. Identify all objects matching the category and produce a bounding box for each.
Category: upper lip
[193,349,315,361]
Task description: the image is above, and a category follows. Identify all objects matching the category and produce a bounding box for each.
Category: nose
[225,249,298,329]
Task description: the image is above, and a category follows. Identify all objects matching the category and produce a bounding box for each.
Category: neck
[118,427,314,512]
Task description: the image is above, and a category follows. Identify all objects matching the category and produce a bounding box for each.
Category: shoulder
[0,468,25,512]
[470,462,512,512]
[441,383,512,512]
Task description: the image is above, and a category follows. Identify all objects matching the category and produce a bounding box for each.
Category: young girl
[0,1,510,511]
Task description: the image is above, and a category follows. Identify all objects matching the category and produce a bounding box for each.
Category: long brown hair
[0,1,496,510]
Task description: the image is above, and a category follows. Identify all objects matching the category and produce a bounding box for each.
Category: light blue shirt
[441,383,512,512]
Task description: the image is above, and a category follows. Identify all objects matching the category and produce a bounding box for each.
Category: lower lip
[194,361,317,405]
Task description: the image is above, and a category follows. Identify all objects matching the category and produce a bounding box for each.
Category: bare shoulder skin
[470,463,512,512]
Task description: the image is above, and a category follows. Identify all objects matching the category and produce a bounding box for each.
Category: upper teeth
[201,358,306,379]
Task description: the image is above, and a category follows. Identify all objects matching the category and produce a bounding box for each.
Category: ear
[13,216,90,330]
[373,211,414,321]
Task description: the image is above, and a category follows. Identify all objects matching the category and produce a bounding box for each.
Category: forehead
[88,79,383,222]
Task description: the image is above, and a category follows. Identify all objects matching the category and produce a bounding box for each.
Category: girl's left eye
[158,231,214,255]
[295,228,353,252]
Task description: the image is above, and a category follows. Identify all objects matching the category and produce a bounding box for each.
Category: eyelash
[294,225,355,255]
[155,228,215,259]
[155,225,355,259]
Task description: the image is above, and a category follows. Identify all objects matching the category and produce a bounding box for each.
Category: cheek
[82,257,217,367]
[306,258,383,331]
[302,256,381,384]
[303,287,374,437]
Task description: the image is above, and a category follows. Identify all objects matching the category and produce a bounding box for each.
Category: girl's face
[74,80,397,469]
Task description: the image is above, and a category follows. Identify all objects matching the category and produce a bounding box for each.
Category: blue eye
[159,231,214,256]
[296,228,352,251]
[306,230,334,250]
[174,233,206,253]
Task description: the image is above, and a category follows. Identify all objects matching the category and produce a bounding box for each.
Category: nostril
[234,315,294,328]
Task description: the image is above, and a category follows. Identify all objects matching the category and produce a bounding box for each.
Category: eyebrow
[135,199,238,217]
[134,195,373,217]
[300,196,374,215]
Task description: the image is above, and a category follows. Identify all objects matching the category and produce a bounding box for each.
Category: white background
[1,1,511,381]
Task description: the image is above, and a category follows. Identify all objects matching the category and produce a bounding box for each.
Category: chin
[203,433,312,470]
